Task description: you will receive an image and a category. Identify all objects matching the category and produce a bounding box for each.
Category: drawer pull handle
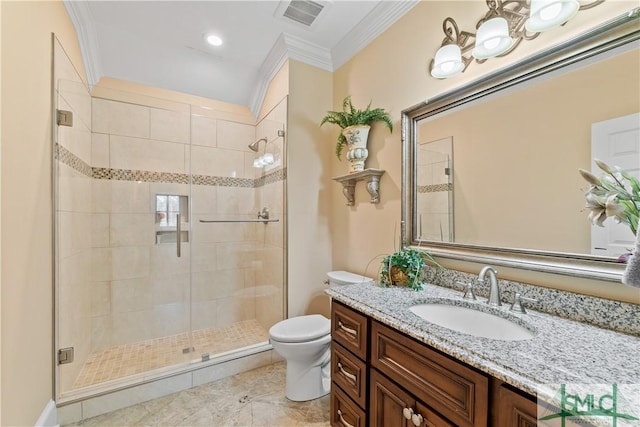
[337,362,357,382]
[337,409,355,427]
[338,321,358,337]
[403,407,414,420]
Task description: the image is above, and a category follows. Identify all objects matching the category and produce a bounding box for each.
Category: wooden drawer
[331,301,368,360]
[332,342,367,409]
[331,383,367,427]
[371,321,489,427]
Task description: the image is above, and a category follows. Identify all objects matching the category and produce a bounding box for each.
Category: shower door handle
[176,213,181,258]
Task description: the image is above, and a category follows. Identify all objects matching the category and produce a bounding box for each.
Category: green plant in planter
[320,95,393,159]
[379,247,442,291]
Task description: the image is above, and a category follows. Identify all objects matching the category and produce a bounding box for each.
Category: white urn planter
[342,124,371,173]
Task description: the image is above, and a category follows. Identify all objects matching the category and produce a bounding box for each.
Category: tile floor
[65,362,330,426]
[73,320,270,389]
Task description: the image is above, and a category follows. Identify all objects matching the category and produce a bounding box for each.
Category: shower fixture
[248,137,267,152]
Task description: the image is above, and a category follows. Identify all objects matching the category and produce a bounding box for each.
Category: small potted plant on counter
[379,247,442,291]
[320,95,393,173]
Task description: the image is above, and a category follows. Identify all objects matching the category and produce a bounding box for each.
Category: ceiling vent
[275,0,331,29]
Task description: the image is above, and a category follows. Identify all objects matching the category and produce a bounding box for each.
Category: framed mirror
[402,10,640,282]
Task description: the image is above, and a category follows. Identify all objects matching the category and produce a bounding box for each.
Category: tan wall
[287,60,334,318]
[1,1,87,425]
[331,1,640,304]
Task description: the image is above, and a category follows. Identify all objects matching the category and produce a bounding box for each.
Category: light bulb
[483,37,501,51]
[431,44,464,78]
[205,34,223,47]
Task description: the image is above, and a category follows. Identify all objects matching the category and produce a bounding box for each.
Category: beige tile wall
[88,94,286,353]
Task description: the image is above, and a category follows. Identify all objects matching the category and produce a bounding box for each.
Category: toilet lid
[327,270,373,285]
[269,315,331,343]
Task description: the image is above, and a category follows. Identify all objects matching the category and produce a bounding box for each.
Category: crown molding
[63,0,103,89]
[249,32,332,117]
[281,33,333,72]
[249,34,289,117]
[331,0,420,69]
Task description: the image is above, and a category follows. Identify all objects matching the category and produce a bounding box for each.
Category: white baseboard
[35,399,59,427]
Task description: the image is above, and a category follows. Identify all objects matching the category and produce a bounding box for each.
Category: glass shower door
[54,37,195,398]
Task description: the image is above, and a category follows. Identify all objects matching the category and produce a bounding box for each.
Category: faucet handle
[510,293,538,314]
[456,281,477,300]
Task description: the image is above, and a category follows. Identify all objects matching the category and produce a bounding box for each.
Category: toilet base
[285,360,331,401]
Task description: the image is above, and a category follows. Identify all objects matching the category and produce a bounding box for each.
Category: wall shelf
[333,168,385,206]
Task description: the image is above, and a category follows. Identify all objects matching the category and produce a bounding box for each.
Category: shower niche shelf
[333,168,385,206]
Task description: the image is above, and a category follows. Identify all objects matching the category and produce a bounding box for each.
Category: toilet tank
[327,270,373,286]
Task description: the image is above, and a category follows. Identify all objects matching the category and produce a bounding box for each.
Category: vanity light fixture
[429,0,604,79]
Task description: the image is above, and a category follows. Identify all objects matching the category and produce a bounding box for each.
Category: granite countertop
[325,282,640,400]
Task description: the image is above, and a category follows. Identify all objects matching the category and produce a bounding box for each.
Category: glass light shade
[472,17,513,59]
[431,44,464,79]
[525,0,579,32]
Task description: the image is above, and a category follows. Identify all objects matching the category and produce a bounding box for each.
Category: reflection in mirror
[402,10,640,281]
[417,47,639,254]
[589,113,639,257]
[416,137,454,242]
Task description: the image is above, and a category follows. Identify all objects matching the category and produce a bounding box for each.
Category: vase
[342,125,371,173]
[389,266,409,287]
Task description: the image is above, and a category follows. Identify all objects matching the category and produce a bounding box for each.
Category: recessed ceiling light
[205,34,223,47]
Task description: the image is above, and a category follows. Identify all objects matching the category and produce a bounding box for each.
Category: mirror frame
[402,9,640,282]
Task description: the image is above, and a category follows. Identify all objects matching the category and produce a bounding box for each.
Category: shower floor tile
[73,319,270,389]
[64,362,330,426]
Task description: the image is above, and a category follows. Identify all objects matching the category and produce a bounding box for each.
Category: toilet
[269,270,373,401]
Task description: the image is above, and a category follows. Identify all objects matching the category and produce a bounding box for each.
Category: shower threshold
[59,319,270,403]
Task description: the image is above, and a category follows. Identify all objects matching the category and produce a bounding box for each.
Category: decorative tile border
[55,144,92,177]
[192,174,253,188]
[418,183,453,193]
[255,168,286,187]
[56,143,285,188]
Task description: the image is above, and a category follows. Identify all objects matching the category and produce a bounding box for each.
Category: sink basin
[409,303,536,341]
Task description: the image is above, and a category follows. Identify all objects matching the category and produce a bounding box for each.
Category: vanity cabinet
[330,300,539,427]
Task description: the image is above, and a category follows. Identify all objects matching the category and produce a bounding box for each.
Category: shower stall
[53,37,287,404]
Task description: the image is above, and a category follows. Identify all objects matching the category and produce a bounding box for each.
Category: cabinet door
[370,370,413,427]
[497,385,538,427]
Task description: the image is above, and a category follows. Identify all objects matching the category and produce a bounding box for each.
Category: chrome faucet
[477,266,501,306]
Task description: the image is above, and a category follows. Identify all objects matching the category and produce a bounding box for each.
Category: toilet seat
[269,315,330,343]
